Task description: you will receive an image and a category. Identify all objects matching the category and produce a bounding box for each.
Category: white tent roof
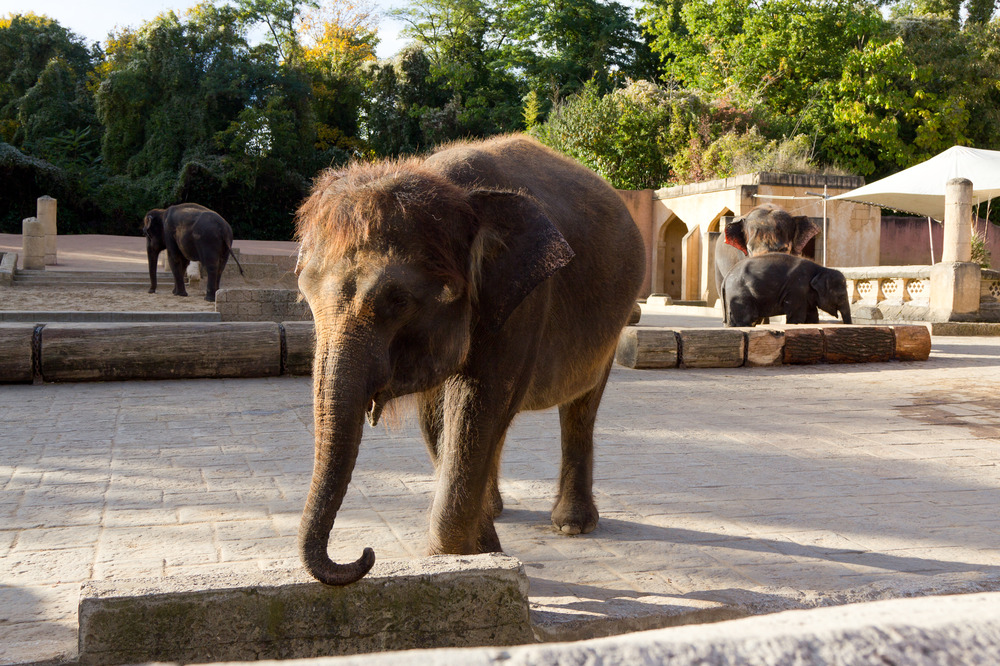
[830,145,1000,221]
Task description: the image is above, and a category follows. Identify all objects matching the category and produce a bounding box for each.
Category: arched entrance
[655,218,687,298]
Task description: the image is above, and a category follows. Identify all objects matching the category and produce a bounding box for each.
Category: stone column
[37,195,57,265]
[940,178,971,262]
[22,217,46,270]
[930,177,980,318]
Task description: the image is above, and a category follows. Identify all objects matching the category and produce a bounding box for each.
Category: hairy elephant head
[812,268,853,324]
[293,160,574,586]
[725,204,820,257]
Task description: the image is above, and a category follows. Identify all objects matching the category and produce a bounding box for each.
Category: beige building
[619,173,879,304]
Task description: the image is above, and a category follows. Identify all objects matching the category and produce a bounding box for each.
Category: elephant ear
[792,216,821,256]
[724,217,749,255]
[468,189,575,333]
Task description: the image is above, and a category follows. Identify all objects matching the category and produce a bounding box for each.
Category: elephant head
[143,209,167,293]
[293,160,573,586]
[725,204,820,257]
[812,268,853,324]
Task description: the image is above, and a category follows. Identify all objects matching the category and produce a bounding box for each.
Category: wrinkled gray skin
[143,203,243,301]
[294,135,646,586]
[722,253,853,327]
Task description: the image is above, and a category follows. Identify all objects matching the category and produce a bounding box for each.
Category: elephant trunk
[298,330,379,586]
[840,301,853,325]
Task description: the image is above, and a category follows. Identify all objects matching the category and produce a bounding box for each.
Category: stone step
[14,269,170,281]
[0,311,221,323]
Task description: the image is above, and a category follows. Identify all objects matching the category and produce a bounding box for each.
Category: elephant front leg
[203,264,220,302]
[168,252,189,297]
[427,382,512,555]
[552,360,611,535]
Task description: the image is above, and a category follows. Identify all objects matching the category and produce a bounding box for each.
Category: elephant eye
[379,286,413,317]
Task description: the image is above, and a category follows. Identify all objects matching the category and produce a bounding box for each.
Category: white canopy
[830,145,1000,221]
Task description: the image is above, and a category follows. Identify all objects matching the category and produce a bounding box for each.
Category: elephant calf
[722,253,852,327]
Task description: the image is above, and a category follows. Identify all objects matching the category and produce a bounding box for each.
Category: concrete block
[40,323,282,381]
[0,324,36,383]
[678,329,744,368]
[745,328,784,367]
[22,217,45,270]
[77,554,532,665]
[283,321,315,375]
[0,251,17,286]
[615,327,678,369]
[930,261,980,315]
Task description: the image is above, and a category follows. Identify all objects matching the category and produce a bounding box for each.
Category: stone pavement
[2,317,1000,664]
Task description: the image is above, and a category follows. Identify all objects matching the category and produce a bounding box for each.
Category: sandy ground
[0,233,299,312]
[0,285,219,312]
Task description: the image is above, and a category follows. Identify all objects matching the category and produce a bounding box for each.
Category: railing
[839,266,1000,308]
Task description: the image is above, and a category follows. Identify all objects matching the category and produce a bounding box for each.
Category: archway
[655,218,687,298]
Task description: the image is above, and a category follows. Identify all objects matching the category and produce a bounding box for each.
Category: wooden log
[40,323,281,382]
[0,324,36,383]
[823,325,894,363]
[782,327,825,365]
[678,329,745,368]
[615,327,678,369]
[746,328,784,367]
[892,325,932,361]
[282,321,316,375]
[628,302,641,325]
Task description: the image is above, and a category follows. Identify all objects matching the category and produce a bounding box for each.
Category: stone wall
[215,288,311,322]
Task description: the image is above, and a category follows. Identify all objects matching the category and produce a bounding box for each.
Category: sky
[0,0,410,58]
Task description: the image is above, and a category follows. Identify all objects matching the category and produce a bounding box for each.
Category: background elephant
[722,253,852,327]
[715,204,822,322]
[143,203,243,301]
[294,134,646,586]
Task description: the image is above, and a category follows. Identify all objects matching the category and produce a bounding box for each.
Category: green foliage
[971,229,991,268]
[533,80,702,189]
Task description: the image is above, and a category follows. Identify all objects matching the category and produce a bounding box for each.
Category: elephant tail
[229,247,245,276]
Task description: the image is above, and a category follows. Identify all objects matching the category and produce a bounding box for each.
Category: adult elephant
[714,204,821,319]
[722,253,852,327]
[294,135,646,586]
[143,203,244,302]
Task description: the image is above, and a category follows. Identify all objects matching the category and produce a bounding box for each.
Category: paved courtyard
[2,326,1000,664]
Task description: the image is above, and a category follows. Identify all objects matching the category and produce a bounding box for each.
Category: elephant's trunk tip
[303,546,376,586]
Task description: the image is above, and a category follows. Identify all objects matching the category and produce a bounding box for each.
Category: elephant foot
[204,293,216,302]
[148,288,156,294]
[173,289,188,297]
[551,494,598,535]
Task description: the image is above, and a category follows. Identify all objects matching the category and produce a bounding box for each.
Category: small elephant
[294,134,646,586]
[714,204,822,299]
[722,253,852,327]
[143,203,244,301]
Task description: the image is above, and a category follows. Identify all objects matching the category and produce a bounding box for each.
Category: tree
[0,13,95,150]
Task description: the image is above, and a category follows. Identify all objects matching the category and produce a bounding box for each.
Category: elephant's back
[429,135,646,409]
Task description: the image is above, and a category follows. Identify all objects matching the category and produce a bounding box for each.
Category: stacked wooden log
[0,322,316,384]
[616,324,932,370]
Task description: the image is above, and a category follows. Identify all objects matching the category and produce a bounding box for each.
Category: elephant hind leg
[169,253,189,296]
[551,359,610,535]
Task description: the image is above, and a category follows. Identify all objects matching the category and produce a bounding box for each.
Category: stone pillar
[940,178,971,263]
[22,217,46,270]
[37,195,57,265]
[930,177,979,318]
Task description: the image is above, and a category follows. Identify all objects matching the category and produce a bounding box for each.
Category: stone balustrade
[838,266,999,310]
